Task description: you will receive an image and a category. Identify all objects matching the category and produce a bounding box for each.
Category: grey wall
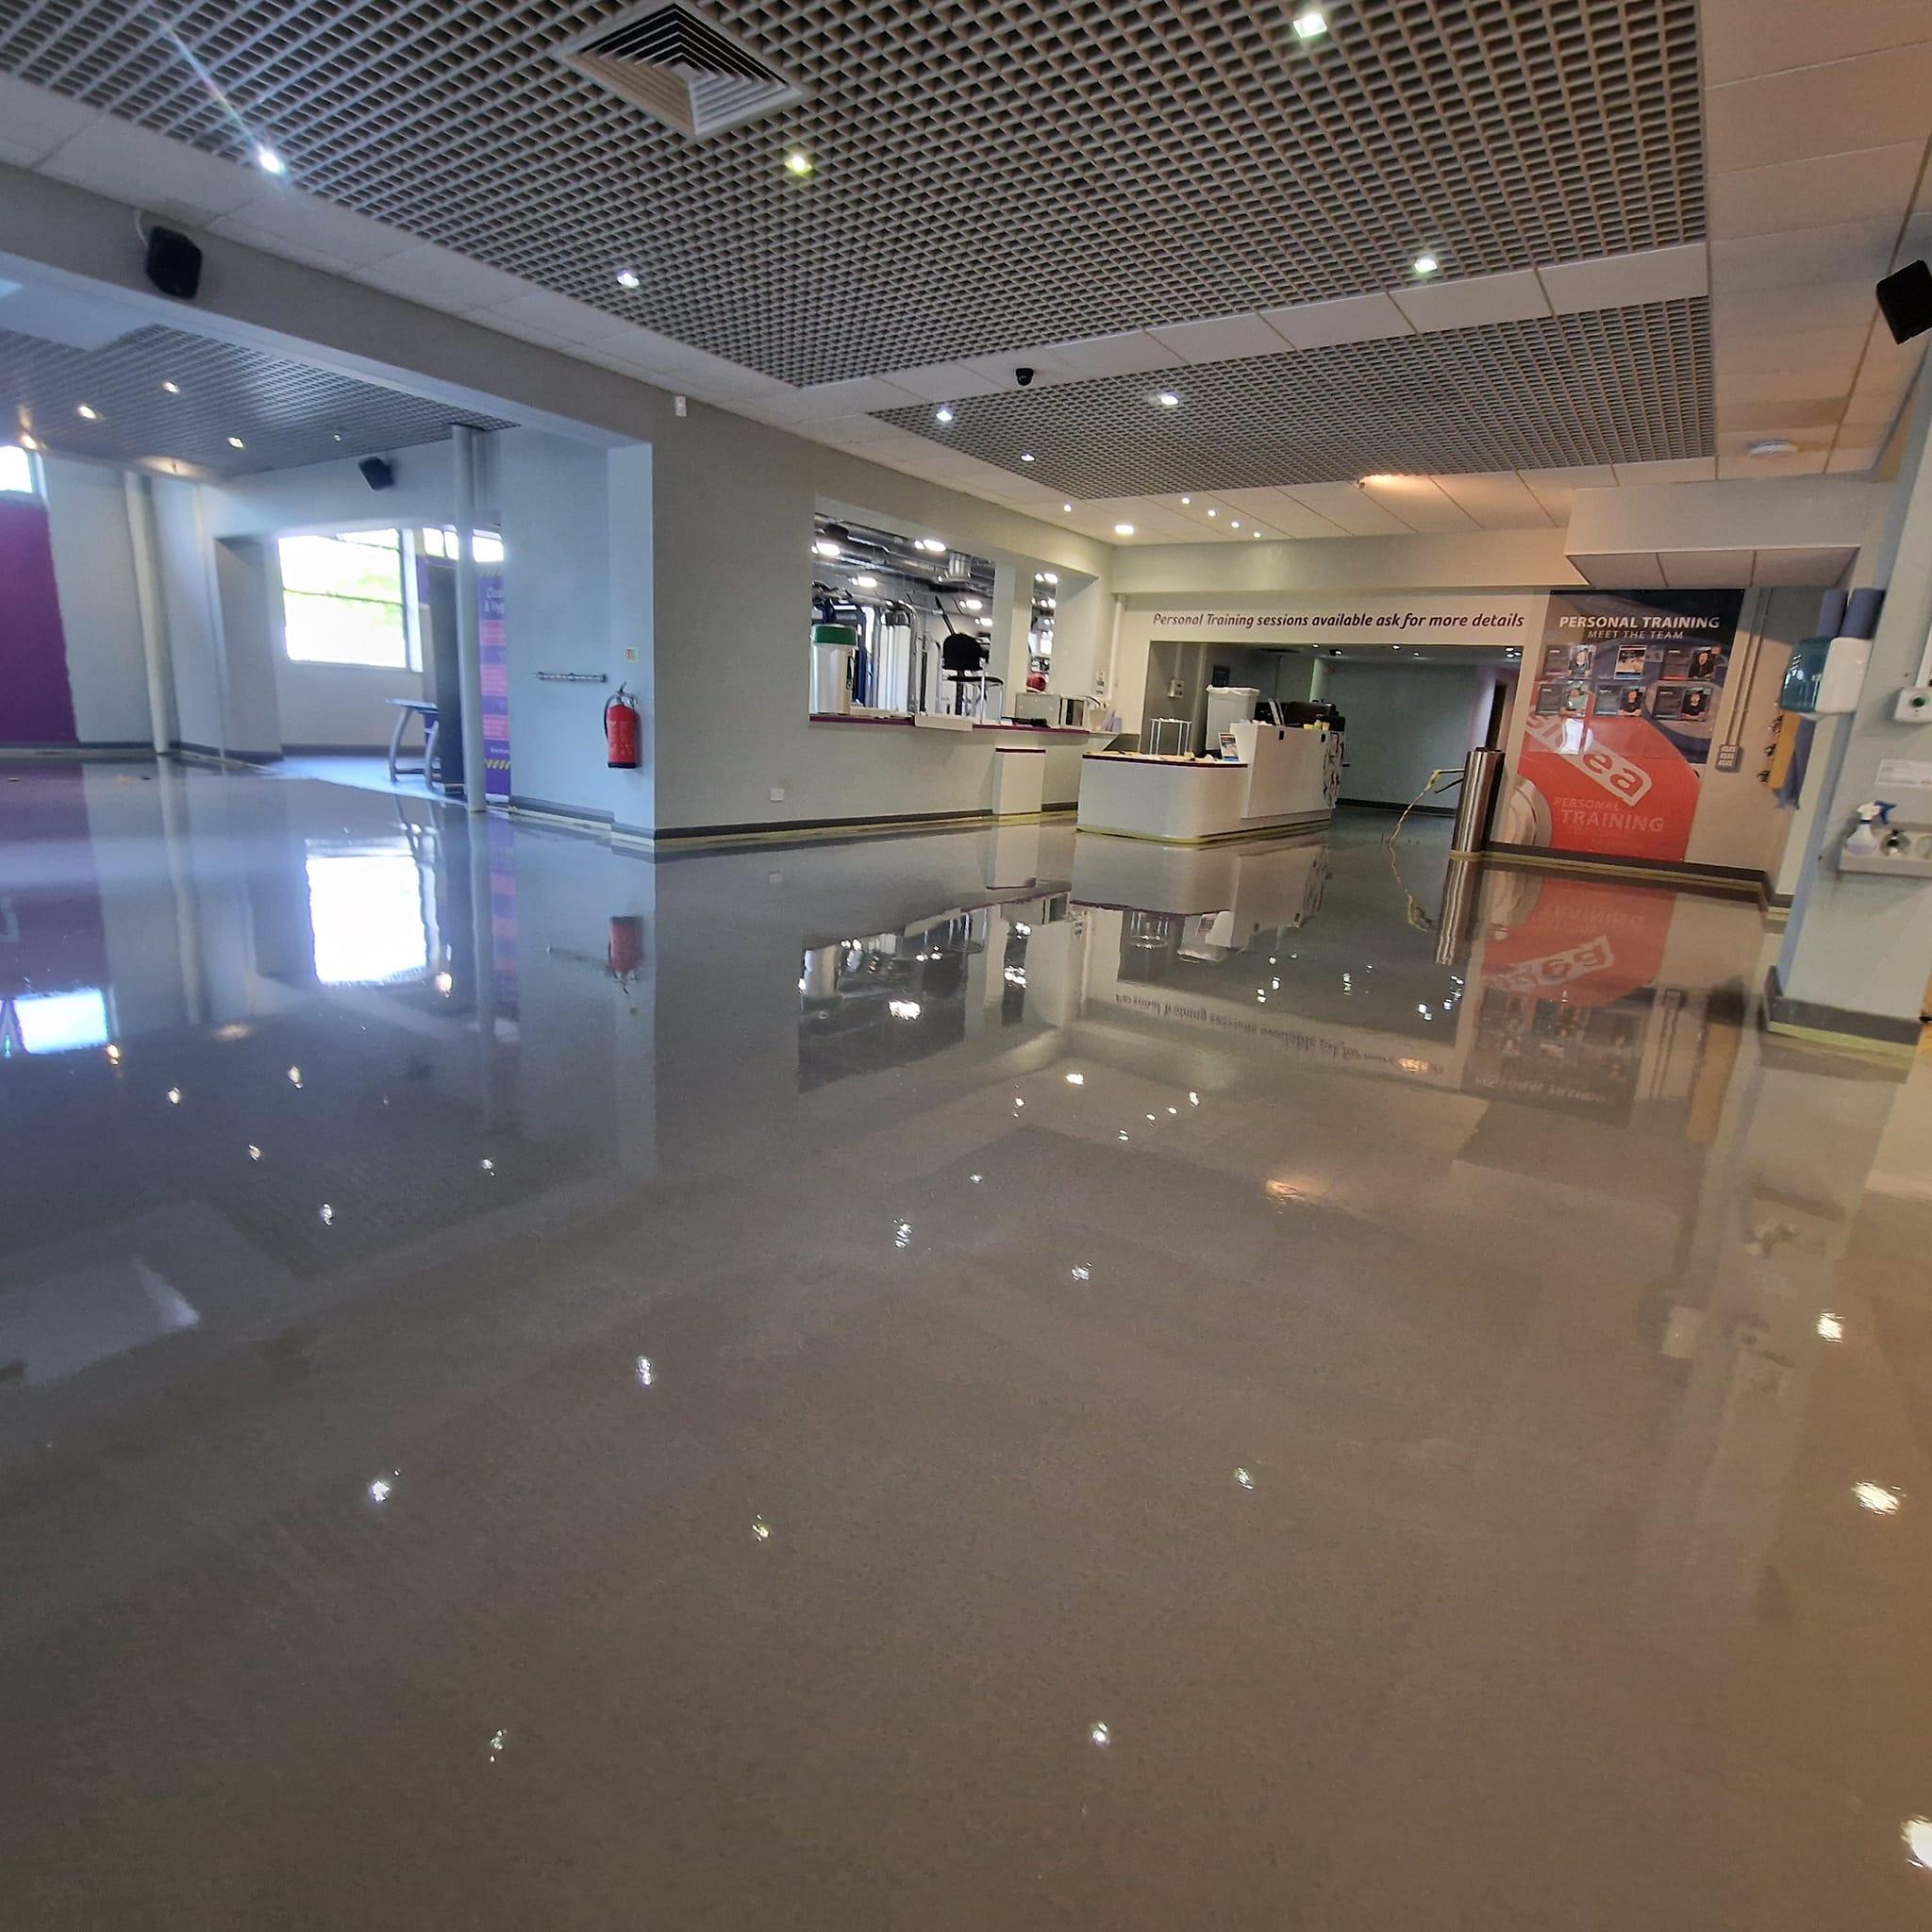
[41,457,146,744]
[494,428,625,824]
[1321,660,1493,807]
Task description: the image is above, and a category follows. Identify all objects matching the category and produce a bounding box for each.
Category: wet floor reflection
[4,762,1932,1928]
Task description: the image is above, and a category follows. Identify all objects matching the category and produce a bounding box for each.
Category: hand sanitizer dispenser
[1779,634,1872,716]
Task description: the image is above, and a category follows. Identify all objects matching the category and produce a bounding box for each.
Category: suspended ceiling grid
[875,298,1710,497]
[0,0,1705,390]
[0,322,514,476]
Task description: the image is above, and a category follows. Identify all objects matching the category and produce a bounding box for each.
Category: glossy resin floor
[6,762,1932,1929]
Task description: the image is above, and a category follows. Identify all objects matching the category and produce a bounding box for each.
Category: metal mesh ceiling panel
[0,0,1706,387]
[876,298,1711,494]
[0,324,513,475]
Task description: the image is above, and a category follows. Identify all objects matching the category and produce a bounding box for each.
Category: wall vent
[556,3,805,140]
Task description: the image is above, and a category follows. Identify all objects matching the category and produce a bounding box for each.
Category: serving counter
[1076,722,1341,843]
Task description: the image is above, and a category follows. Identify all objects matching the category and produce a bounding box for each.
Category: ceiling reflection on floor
[5,762,1932,1929]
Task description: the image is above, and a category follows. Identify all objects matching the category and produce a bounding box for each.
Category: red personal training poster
[1507,590,1742,863]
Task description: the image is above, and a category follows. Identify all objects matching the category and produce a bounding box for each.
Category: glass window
[0,444,40,497]
[279,528,409,667]
[418,527,504,563]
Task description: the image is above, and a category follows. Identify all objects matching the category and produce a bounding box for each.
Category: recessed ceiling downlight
[1411,252,1439,276]
[1113,523,1135,536]
[934,406,954,425]
[76,404,98,421]
[1155,390,1181,408]
[615,267,641,290]
[227,436,245,449]
[1291,8,1327,40]
[253,144,286,175]
[1747,438,1798,458]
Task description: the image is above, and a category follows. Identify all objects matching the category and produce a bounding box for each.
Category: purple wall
[0,497,77,745]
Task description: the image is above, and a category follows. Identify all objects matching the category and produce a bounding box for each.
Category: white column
[122,471,173,754]
[452,425,488,814]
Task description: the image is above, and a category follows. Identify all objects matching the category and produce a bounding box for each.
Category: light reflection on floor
[4,761,1932,1928]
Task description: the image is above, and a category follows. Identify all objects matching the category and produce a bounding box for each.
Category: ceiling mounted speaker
[1876,259,1932,344]
[142,225,202,301]
[358,456,395,491]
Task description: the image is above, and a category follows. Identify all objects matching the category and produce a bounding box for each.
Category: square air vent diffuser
[556,2,805,139]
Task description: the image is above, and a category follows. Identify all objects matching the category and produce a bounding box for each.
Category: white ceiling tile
[1709,280,1878,337]
[1281,482,1412,535]
[1390,270,1550,332]
[0,73,102,166]
[1750,544,1857,584]
[1521,480,1578,524]
[1706,43,1932,173]
[477,289,625,344]
[874,360,1006,402]
[1709,220,1899,294]
[208,192,416,272]
[577,326,682,376]
[41,114,268,223]
[1709,144,1924,241]
[1430,472,1552,529]
[774,375,926,417]
[1144,312,1292,362]
[1700,0,1932,86]
[1612,458,1718,483]
[1574,551,1668,588]
[1357,475,1478,530]
[1039,330,1183,378]
[352,242,533,313]
[1715,323,1867,386]
[476,311,573,351]
[1535,244,1707,312]
[795,412,906,445]
[1825,446,1881,475]
[1521,463,1618,489]
[1257,292,1413,350]
[1659,548,1756,588]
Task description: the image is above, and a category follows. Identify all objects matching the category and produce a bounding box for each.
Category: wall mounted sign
[1509,590,1742,863]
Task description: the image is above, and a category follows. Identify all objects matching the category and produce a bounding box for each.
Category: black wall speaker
[358,456,395,491]
[142,225,202,301]
[1876,259,1932,344]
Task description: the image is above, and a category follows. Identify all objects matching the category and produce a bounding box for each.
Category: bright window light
[306,848,428,985]
[419,527,504,564]
[8,988,110,1055]
[279,529,408,668]
[0,443,38,496]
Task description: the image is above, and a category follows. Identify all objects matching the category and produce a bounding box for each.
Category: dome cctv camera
[1014,366,1036,387]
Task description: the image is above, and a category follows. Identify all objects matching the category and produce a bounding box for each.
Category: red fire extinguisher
[605,684,641,768]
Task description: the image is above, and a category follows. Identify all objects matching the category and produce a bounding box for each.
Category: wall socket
[1714,744,1741,772]
[770,786,786,802]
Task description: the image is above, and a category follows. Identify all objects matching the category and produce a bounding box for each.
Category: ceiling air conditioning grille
[557,3,805,141]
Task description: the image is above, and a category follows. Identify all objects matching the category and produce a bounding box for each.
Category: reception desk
[1076,723,1341,843]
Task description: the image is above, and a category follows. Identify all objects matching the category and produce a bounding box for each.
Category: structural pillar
[452,424,488,815]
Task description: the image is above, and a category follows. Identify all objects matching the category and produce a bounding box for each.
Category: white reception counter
[1076,722,1341,843]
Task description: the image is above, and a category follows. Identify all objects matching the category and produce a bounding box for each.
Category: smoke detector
[556,2,806,139]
